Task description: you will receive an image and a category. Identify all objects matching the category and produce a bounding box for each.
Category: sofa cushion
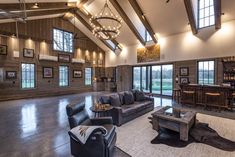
[134,101,153,112]
[124,91,135,105]
[121,105,137,116]
[110,94,121,107]
[118,92,125,105]
[135,90,146,102]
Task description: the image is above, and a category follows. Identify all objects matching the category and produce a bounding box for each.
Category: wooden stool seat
[205,92,222,111]
[181,90,196,106]
[183,91,195,94]
[205,92,221,96]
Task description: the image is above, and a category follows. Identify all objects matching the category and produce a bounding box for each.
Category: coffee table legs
[180,124,189,141]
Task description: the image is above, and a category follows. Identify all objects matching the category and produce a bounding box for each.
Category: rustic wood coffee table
[151,106,196,141]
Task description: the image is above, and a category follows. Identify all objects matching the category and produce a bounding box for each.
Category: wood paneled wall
[0,17,105,101]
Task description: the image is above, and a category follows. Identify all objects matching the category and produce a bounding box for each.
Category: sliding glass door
[162,65,173,96]
[133,64,173,96]
[142,66,151,93]
[133,67,141,90]
[152,66,161,94]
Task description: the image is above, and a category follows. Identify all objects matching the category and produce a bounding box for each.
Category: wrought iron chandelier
[89,0,122,40]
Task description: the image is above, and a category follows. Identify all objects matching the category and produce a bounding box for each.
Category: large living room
[0,0,235,157]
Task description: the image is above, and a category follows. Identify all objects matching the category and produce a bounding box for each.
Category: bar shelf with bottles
[222,56,235,88]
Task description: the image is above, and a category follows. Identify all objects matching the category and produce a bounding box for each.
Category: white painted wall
[105,20,235,67]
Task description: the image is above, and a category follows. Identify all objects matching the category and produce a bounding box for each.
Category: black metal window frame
[85,67,92,86]
[59,65,69,87]
[198,0,215,29]
[197,60,215,85]
[53,28,74,53]
[21,63,36,89]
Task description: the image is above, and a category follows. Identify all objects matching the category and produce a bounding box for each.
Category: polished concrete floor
[0,92,233,157]
[0,92,111,157]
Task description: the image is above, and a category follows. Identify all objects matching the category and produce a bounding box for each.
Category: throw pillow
[135,90,146,102]
[131,89,138,101]
[110,94,121,107]
[124,91,135,105]
[118,92,125,105]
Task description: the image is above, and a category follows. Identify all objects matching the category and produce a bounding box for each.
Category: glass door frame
[132,63,174,97]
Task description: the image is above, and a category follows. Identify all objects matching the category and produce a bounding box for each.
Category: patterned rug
[151,121,235,152]
[114,146,132,157]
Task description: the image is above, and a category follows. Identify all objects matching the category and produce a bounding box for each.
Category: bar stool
[230,93,235,111]
[205,92,222,111]
[172,88,181,103]
[181,90,196,106]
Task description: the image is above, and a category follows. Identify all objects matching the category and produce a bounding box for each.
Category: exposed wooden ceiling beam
[72,11,115,51]
[0,2,76,11]
[184,0,198,34]
[109,0,145,46]
[0,8,71,20]
[214,0,221,29]
[128,0,157,43]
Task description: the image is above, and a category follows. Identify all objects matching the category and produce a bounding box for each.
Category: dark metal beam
[109,0,145,46]
[128,0,157,43]
[214,0,221,29]
[184,0,198,34]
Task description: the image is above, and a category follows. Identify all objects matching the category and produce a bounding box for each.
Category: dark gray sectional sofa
[99,90,154,126]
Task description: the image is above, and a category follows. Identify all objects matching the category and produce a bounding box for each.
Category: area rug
[114,146,132,157]
[151,121,235,152]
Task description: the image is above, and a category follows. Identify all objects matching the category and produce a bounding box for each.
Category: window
[53,28,73,53]
[21,63,35,89]
[59,66,69,86]
[198,61,215,85]
[198,0,215,28]
[145,30,152,42]
[85,68,92,85]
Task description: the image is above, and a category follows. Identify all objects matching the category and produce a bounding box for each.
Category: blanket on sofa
[69,125,107,144]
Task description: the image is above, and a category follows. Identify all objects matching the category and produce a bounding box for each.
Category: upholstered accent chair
[66,103,117,157]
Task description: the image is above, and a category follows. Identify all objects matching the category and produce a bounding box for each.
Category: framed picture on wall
[0,44,7,55]
[58,54,70,63]
[23,48,34,58]
[73,70,82,78]
[98,59,103,66]
[180,67,189,76]
[180,77,189,84]
[6,71,17,79]
[43,67,53,78]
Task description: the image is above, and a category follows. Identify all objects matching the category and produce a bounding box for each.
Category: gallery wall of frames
[0,17,105,101]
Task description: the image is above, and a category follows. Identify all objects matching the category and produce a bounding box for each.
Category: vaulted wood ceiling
[0,0,235,52]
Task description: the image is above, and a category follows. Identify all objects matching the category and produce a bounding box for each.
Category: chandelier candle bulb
[90,0,122,40]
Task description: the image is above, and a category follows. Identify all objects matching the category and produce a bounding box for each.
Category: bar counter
[180,84,234,110]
